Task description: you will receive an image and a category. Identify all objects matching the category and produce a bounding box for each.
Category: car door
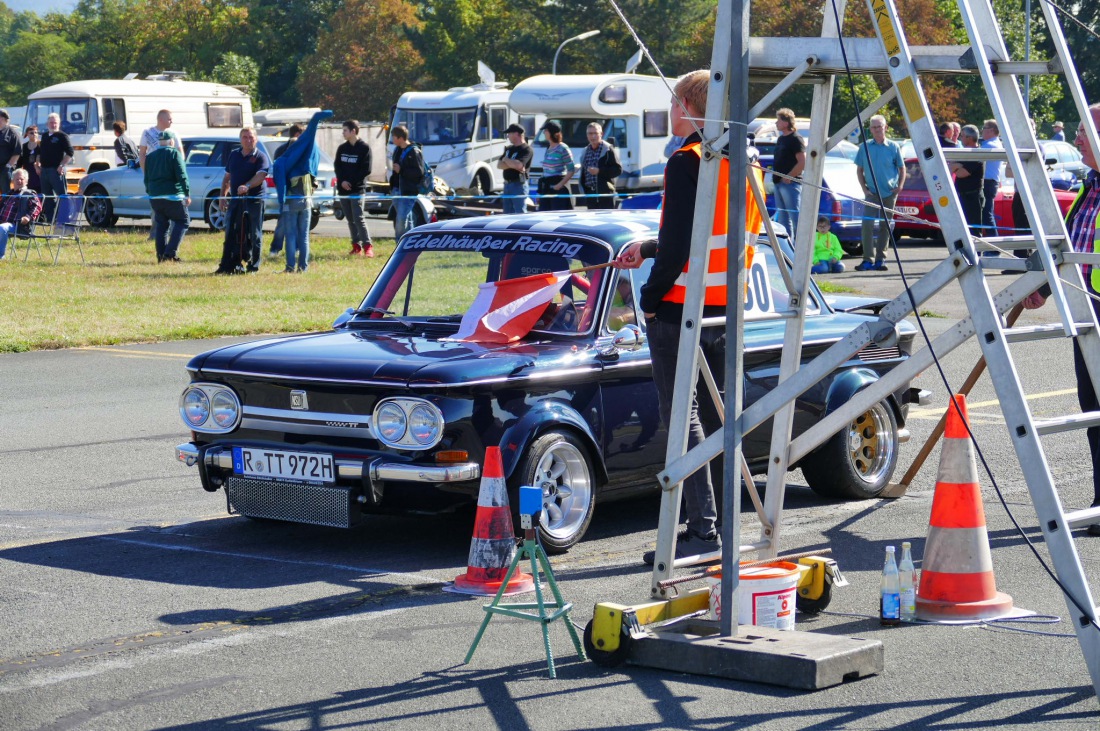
[182,140,225,218]
[114,162,149,217]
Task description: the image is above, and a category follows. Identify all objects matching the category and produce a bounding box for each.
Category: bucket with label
[706,561,801,631]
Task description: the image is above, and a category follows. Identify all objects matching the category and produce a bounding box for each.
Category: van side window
[102,99,126,129]
[519,115,538,139]
[207,104,243,128]
[644,110,668,138]
[476,106,490,142]
[490,107,508,140]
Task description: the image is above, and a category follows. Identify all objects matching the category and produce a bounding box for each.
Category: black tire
[796,580,833,615]
[309,209,320,230]
[205,194,227,231]
[583,619,631,668]
[472,169,491,197]
[511,431,596,554]
[84,185,118,227]
[840,240,862,257]
[801,399,899,499]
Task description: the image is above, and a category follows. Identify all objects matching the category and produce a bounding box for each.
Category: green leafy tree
[242,0,342,108]
[203,52,261,102]
[297,0,423,121]
[1037,2,1099,135]
[0,31,79,105]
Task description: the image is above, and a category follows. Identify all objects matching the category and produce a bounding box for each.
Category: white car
[78,135,335,230]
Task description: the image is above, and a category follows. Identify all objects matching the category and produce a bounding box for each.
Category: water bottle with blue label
[880,545,901,625]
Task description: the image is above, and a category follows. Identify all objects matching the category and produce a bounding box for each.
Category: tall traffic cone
[447,447,535,596]
[915,395,1014,621]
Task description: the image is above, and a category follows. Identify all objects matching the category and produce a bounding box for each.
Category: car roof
[410,210,661,252]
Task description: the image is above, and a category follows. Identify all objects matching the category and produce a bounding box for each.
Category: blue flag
[272,109,334,207]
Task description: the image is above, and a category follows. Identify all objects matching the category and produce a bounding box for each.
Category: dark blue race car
[175,210,922,552]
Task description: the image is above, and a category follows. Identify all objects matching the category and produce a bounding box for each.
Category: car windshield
[393,108,477,145]
[357,230,614,336]
[27,98,98,135]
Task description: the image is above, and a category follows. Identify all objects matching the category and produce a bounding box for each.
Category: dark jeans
[981,179,1000,236]
[1074,294,1100,507]
[150,198,190,259]
[647,317,722,538]
[581,191,617,209]
[958,188,985,237]
[40,167,66,221]
[0,166,11,195]
[537,176,573,211]
[219,197,263,270]
[339,194,370,245]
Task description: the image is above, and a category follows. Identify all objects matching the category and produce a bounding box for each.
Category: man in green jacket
[143,130,190,263]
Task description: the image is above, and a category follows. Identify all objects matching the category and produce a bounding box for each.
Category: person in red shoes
[334,119,374,258]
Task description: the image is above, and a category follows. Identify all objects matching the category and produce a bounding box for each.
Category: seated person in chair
[0,168,41,258]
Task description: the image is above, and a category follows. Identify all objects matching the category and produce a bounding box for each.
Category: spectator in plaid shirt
[0,168,41,259]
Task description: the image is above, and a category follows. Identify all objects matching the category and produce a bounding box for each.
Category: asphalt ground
[1,236,1099,729]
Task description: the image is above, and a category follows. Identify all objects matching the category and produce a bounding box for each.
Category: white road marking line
[99,536,448,584]
[76,347,194,358]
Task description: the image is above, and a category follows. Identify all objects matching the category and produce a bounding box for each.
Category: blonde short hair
[674,70,710,119]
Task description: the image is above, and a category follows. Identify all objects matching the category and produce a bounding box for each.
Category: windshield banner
[400,231,586,260]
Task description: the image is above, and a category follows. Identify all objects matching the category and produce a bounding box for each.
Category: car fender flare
[497,401,608,486]
[823,367,903,425]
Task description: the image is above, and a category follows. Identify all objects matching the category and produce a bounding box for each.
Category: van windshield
[393,108,477,145]
[27,98,99,135]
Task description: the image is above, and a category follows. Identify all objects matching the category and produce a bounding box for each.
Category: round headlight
[210,389,240,429]
[375,402,407,442]
[182,389,210,427]
[408,403,442,445]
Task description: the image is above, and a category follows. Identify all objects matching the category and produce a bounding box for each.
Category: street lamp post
[553,30,601,75]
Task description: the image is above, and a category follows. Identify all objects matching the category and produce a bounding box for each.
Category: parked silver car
[78,136,335,230]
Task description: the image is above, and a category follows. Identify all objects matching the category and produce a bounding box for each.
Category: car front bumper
[175,443,481,483]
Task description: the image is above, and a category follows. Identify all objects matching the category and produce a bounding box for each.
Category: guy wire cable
[826,0,1100,634]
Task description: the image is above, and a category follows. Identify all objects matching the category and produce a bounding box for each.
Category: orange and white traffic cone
[915,395,1014,621]
[447,446,535,596]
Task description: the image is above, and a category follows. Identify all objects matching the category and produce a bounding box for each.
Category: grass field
[1,228,394,352]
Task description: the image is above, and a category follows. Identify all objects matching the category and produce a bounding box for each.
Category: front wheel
[84,185,117,227]
[801,399,899,499]
[511,431,595,553]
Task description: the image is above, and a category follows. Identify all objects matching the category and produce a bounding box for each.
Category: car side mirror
[600,324,644,356]
[332,307,355,329]
[1045,155,1057,166]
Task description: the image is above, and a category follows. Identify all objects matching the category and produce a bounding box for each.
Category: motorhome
[508,73,671,193]
[25,74,253,174]
[390,64,540,196]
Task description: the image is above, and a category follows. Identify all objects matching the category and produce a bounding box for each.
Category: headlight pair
[180,383,242,433]
[373,398,444,450]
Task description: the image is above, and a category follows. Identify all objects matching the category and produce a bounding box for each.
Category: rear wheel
[309,209,320,230]
[84,185,118,227]
[472,169,492,197]
[205,194,227,231]
[801,400,899,499]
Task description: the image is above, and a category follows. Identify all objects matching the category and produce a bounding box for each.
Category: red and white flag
[449,270,572,343]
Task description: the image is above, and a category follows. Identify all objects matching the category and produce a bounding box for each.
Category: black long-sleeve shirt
[39,131,74,168]
[639,132,724,324]
[334,139,372,195]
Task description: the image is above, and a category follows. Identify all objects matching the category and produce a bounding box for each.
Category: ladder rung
[1064,505,1100,531]
[1004,322,1094,343]
[977,235,1067,250]
[1034,412,1100,436]
[940,148,1034,161]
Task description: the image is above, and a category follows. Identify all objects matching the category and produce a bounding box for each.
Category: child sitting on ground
[811,215,845,274]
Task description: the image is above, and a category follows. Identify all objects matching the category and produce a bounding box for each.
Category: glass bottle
[899,541,917,622]
[881,545,901,625]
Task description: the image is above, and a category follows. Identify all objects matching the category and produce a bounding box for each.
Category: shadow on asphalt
[152,660,1098,730]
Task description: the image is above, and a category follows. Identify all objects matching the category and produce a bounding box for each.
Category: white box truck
[25,74,253,174]
[390,65,542,196]
[508,73,672,193]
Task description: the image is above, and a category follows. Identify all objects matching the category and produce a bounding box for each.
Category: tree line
[0,0,1094,136]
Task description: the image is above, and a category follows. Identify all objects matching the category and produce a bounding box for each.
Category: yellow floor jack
[464,485,586,678]
[583,551,854,683]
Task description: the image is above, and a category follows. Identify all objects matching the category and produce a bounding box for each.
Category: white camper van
[509,74,671,193]
[390,66,541,196]
[25,76,253,174]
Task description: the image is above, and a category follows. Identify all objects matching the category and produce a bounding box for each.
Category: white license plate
[232,447,335,483]
[897,206,920,216]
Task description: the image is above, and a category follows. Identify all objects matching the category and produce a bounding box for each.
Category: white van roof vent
[145,71,188,81]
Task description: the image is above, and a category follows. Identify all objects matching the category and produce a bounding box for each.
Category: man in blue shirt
[215,128,270,274]
[854,115,906,271]
[980,119,1004,242]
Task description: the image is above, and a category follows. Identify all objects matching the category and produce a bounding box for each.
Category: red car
[893,159,1077,241]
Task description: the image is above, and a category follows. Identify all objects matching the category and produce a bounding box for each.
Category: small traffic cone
[916,395,1014,621]
[447,447,535,596]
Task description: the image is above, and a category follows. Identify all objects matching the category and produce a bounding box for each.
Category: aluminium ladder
[646,0,1100,698]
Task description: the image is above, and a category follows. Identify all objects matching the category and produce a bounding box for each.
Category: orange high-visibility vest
[661,141,764,305]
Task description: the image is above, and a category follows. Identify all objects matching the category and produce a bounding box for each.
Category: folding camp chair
[33,195,86,264]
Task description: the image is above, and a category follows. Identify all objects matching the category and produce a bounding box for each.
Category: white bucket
[706,561,801,631]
